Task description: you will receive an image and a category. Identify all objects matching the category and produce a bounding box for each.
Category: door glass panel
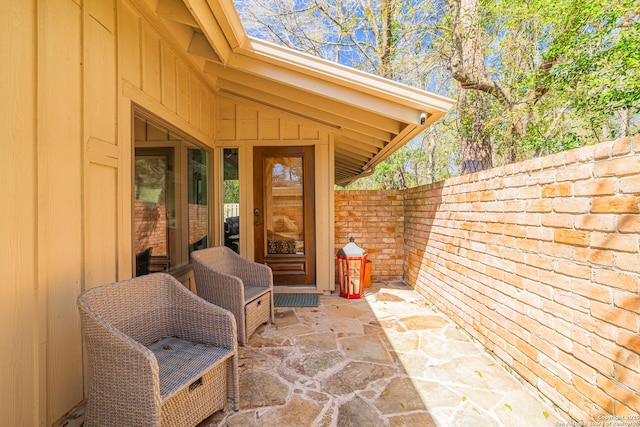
[265,156,304,255]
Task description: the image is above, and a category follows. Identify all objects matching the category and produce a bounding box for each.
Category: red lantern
[336,237,367,299]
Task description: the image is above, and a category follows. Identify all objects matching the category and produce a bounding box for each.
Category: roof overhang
[142,0,455,185]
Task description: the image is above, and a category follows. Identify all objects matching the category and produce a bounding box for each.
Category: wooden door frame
[253,146,316,286]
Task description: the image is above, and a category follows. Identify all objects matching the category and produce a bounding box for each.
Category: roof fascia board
[182,0,234,63]
[196,1,454,124]
[205,0,246,49]
[238,37,455,114]
[226,52,429,126]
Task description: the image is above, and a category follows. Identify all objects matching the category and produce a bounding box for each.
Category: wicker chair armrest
[78,301,161,417]
[170,283,238,350]
[234,259,273,289]
[78,294,159,359]
[193,264,246,303]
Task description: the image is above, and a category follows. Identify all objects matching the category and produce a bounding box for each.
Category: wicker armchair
[191,247,274,345]
[77,273,239,427]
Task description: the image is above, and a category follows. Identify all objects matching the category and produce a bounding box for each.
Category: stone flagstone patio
[199,281,568,427]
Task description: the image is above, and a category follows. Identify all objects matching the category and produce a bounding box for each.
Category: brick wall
[134,201,209,255]
[134,201,167,255]
[336,136,640,420]
[405,136,640,420]
[189,204,209,245]
[334,190,404,282]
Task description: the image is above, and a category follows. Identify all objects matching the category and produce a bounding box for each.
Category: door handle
[254,208,261,216]
[254,220,262,226]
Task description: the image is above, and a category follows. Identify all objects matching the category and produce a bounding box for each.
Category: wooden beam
[187,30,221,62]
[206,61,401,135]
[339,132,385,151]
[205,0,245,49]
[156,0,198,27]
[335,146,372,163]
[229,52,425,126]
[182,0,232,64]
[214,81,400,144]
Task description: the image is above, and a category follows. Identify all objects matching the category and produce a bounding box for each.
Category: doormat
[274,293,319,308]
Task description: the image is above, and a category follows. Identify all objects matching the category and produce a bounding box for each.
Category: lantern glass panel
[337,255,366,299]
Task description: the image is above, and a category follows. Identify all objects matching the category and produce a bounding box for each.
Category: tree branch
[445,0,513,107]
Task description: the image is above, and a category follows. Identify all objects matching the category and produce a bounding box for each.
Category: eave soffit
[150,0,455,184]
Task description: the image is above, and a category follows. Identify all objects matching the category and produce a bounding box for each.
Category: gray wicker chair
[191,246,274,345]
[77,273,239,427]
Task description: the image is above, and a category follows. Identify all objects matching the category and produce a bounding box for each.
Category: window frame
[131,107,213,277]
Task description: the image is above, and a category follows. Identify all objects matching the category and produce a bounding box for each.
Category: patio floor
[201,281,568,426]
[64,280,569,426]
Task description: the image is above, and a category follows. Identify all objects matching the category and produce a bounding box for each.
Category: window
[133,112,210,276]
[223,148,240,253]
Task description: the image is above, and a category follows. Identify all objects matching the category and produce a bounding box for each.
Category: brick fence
[335,136,640,420]
[334,190,404,282]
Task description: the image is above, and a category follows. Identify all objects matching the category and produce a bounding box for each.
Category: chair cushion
[244,286,270,303]
[149,337,234,400]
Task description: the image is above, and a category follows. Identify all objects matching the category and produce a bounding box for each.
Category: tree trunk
[617,108,629,138]
[459,88,492,174]
[508,103,529,163]
[379,0,394,79]
[424,128,437,183]
[446,0,556,170]
[449,0,493,174]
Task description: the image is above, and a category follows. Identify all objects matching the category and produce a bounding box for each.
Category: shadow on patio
[200,281,567,427]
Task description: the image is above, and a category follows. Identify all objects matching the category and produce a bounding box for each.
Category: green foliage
[551,1,640,114]
[223,180,239,204]
[442,0,640,161]
[235,0,640,188]
[343,120,461,189]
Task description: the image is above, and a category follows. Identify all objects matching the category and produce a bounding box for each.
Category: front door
[253,146,316,286]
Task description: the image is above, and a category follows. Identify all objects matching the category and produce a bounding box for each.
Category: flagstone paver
[401,314,450,330]
[337,396,386,427]
[258,394,325,427]
[200,281,568,426]
[374,377,426,413]
[239,370,289,409]
[65,281,570,426]
[285,349,346,378]
[296,331,340,353]
[339,334,393,364]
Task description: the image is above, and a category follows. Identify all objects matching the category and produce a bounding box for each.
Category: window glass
[223,148,240,253]
[188,148,209,254]
[133,113,210,276]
